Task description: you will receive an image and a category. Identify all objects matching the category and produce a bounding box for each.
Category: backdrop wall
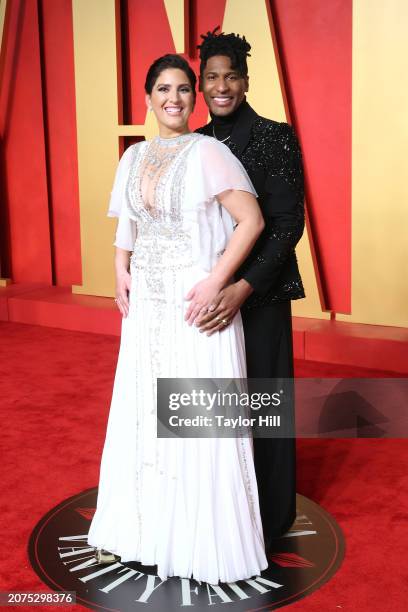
[0,0,407,327]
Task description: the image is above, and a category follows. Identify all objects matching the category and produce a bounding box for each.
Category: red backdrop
[0,0,351,313]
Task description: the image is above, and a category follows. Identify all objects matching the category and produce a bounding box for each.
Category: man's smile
[212,96,234,106]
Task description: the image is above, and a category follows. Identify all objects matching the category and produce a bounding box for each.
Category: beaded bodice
[125,133,203,286]
[126,133,201,232]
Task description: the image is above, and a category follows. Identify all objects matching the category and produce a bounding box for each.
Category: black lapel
[196,100,259,154]
[195,122,212,136]
[229,101,259,154]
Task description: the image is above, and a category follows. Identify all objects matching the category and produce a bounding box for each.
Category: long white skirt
[87,263,268,584]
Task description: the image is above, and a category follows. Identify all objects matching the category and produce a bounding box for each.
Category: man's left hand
[195,279,254,335]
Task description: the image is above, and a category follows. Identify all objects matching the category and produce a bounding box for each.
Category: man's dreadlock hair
[197,26,251,78]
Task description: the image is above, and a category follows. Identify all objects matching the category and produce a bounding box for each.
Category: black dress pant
[241,301,296,543]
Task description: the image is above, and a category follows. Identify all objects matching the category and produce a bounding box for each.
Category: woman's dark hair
[197,26,251,77]
[144,54,197,99]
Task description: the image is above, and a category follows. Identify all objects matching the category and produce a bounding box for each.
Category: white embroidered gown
[87,132,268,584]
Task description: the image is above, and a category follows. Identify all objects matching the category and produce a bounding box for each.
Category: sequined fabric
[197,103,305,308]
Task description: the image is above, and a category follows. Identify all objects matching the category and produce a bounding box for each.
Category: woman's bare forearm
[211,218,264,286]
[115,247,131,279]
[114,247,132,318]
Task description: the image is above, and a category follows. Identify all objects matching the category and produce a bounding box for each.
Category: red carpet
[0,320,407,611]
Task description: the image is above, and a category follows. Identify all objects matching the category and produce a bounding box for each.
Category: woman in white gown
[87,54,268,585]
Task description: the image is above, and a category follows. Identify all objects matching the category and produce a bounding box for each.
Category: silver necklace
[212,125,231,143]
[145,133,194,177]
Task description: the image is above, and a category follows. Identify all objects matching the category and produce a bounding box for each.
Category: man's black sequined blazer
[197,101,305,309]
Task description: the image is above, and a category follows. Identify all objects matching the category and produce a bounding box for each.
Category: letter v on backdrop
[71,0,329,321]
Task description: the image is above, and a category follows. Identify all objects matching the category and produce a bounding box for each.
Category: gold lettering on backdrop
[0,0,6,52]
[72,0,122,296]
[71,0,148,296]
[337,0,408,327]
[71,0,166,296]
[163,0,185,53]
[223,0,328,319]
[71,0,326,319]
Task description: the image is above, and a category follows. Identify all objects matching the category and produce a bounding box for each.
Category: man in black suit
[195,29,305,544]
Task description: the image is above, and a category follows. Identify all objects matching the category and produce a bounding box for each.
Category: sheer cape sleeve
[107,145,137,251]
[185,136,257,271]
[193,136,257,201]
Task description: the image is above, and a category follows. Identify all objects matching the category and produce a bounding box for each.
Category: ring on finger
[221,318,230,326]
